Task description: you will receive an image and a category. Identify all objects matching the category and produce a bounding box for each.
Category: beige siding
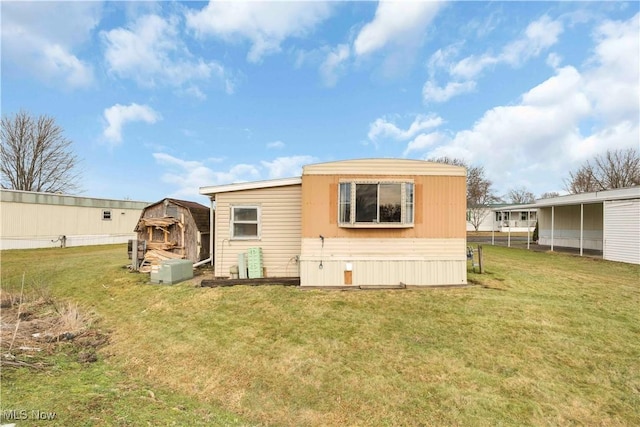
[213,184,302,277]
[1,200,143,249]
[299,237,467,287]
[303,158,466,176]
[538,203,603,250]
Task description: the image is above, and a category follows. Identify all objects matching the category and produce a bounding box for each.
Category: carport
[495,187,640,264]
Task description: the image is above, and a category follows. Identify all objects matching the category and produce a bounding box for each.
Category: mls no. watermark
[2,409,57,422]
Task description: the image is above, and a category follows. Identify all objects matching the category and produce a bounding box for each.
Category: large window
[339,181,414,227]
[231,206,260,239]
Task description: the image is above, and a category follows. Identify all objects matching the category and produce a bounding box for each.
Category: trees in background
[1,110,81,194]
[565,148,639,194]
[430,156,501,231]
[539,191,560,199]
[506,186,535,204]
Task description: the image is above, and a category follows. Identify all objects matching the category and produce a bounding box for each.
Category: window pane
[379,183,401,223]
[234,208,257,221]
[339,183,351,223]
[355,184,378,222]
[234,223,258,237]
[405,183,414,224]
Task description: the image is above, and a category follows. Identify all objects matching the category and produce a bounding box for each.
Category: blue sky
[2,1,638,205]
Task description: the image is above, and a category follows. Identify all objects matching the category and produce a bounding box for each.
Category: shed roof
[139,198,210,233]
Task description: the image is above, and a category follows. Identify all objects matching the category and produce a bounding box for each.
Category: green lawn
[1,244,639,426]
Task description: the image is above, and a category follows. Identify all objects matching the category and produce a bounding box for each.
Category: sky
[2,1,639,205]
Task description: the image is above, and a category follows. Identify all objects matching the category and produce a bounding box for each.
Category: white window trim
[102,210,112,221]
[338,180,414,228]
[230,205,261,240]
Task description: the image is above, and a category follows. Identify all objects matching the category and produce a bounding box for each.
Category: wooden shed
[134,198,211,265]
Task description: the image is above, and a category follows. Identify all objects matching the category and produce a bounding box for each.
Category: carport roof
[496,186,640,211]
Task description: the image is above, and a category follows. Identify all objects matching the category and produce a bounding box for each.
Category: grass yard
[1,244,639,426]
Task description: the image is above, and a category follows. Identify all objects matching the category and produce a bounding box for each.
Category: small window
[166,205,178,218]
[231,206,260,239]
[339,181,414,227]
[102,210,112,220]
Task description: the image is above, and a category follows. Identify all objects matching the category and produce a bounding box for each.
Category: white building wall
[604,199,640,264]
[0,190,148,250]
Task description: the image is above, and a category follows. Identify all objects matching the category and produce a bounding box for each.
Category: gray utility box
[150,259,193,285]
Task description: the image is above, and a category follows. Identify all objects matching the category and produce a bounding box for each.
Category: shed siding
[538,203,603,250]
[1,196,143,249]
[213,185,302,277]
[604,199,640,264]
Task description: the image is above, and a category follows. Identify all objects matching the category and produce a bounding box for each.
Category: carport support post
[491,212,495,245]
[551,206,555,252]
[527,211,530,250]
[580,203,584,257]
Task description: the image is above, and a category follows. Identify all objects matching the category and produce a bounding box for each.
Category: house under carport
[498,187,640,265]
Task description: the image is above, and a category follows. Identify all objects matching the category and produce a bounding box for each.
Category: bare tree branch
[506,186,536,204]
[1,110,81,193]
[565,149,639,193]
[430,156,501,231]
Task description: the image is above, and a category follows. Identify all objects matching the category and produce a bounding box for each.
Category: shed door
[604,199,640,265]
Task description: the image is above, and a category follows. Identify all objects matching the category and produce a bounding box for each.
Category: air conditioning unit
[150,259,193,285]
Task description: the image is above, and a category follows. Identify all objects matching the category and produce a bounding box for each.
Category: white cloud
[186,1,333,63]
[403,132,448,156]
[368,114,444,142]
[261,156,317,179]
[420,14,565,104]
[418,11,639,196]
[353,1,443,57]
[451,15,563,79]
[102,14,231,96]
[267,141,286,150]
[422,80,476,103]
[320,44,351,87]
[153,152,262,199]
[583,13,639,124]
[103,103,161,145]
[2,1,100,88]
[152,153,314,199]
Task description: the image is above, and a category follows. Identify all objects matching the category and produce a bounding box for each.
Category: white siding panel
[604,200,640,264]
[299,237,467,286]
[0,197,144,250]
[214,185,302,277]
[303,159,466,176]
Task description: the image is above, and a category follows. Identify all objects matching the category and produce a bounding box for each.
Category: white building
[467,205,537,232]
[1,189,149,250]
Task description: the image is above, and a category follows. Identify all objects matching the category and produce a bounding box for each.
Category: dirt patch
[1,295,109,370]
